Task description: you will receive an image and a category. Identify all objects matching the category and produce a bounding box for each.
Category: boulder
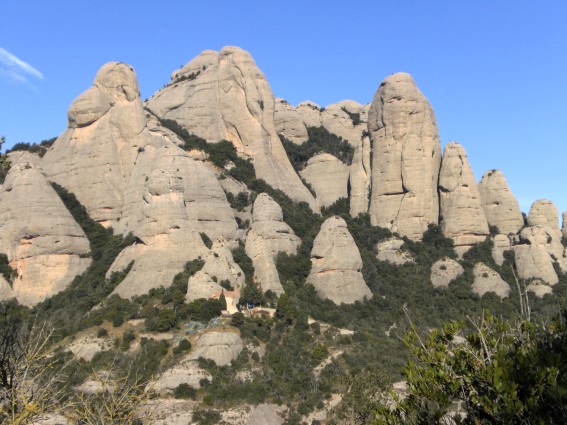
[274,98,308,144]
[439,142,489,255]
[367,73,441,240]
[300,153,349,208]
[513,226,559,285]
[376,238,414,265]
[186,271,223,302]
[200,239,245,289]
[146,46,317,211]
[245,194,300,294]
[307,216,372,304]
[526,280,553,298]
[478,170,524,235]
[430,258,464,288]
[348,133,371,217]
[0,162,91,306]
[472,263,510,298]
[187,331,243,366]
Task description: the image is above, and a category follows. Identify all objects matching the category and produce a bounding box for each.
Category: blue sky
[1,0,566,215]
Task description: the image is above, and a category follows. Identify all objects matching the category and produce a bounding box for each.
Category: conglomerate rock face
[438,142,489,255]
[430,258,464,288]
[472,263,510,298]
[299,153,350,208]
[245,193,300,295]
[0,160,91,306]
[513,226,559,285]
[526,199,567,271]
[146,46,317,211]
[307,216,372,304]
[478,169,524,235]
[348,134,371,217]
[274,98,309,144]
[42,62,154,229]
[367,72,441,240]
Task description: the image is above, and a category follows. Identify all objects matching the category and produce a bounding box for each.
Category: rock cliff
[0,160,91,306]
[299,154,349,208]
[245,194,300,295]
[307,216,372,304]
[146,47,317,211]
[438,142,489,255]
[367,73,441,240]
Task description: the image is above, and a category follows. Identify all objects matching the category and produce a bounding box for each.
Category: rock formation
[478,170,524,235]
[42,62,155,228]
[274,98,308,144]
[295,101,323,128]
[430,258,464,288]
[108,144,237,298]
[526,199,566,271]
[376,238,414,265]
[348,134,371,217]
[562,212,567,240]
[438,142,489,255]
[299,154,349,208]
[320,100,369,146]
[0,161,91,306]
[367,72,441,240]
[200,240,244,289]
[146,46,317,211]
[245,194,300,295]
[472,263,510,298]
[513,226,559,285]
[187,331,243,366]
[307,216,372,304]
[492,234,513,266]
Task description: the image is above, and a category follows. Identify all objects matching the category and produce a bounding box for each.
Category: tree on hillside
[374,311,567,424]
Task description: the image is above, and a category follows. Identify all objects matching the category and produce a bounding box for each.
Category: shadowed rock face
[245,193,300,295]
[367,73,441,240]
[349,133,371,217]
[0,160,91,306]
[146,46,318,212]
[439,142,489,255]
[307,216,372,304]
[478,169,524,235]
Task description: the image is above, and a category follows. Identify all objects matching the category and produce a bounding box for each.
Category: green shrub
[174,383,197,399]
[200,232,213,249]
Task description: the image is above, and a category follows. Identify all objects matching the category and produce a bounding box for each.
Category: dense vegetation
[6,137,56,157]
[280,126,355,171]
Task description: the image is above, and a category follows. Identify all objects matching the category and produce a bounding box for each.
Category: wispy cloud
[0,47,43,83]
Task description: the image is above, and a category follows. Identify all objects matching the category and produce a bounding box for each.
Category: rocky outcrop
[307,216,372,304]
[320,100,369,146]
[299,154,349,208]
[0,161,91,306]
[478,170,524,235]
[108,144,237,298]
[376,238,414,265]
[348,134,371,217]
[247,404,283,425]
[186,271,223,303]
[527,280,554,298]
[527,200,566,271]
[367,73,441,240]
[430,258,464,288]
[274,98,308,144]
[187,331,243,366]
[562,212,567,240]
[245,194,300,295]
[472,263,510,298]
[146,47,317,211]
[201,240,244,288]
[492,234,513,266]
[42,62,155,228]
[439,142,489,255]
[151,361,211,393]
[295,101,323,128]
[513,226,559,285]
